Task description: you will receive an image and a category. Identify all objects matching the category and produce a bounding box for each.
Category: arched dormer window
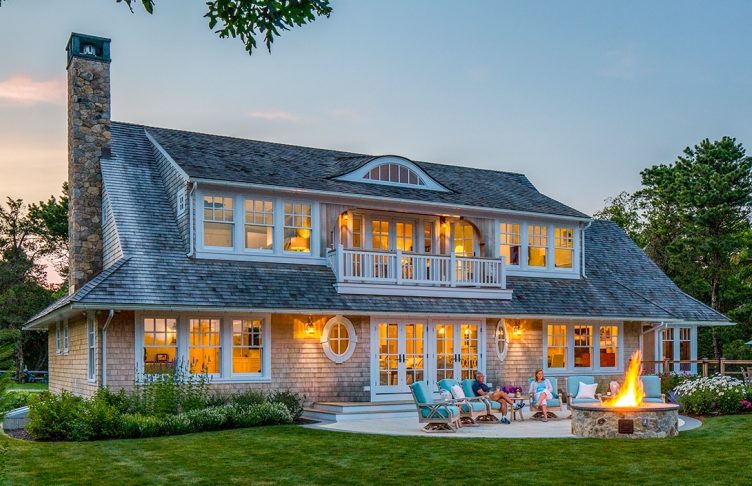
[335,156,449,192]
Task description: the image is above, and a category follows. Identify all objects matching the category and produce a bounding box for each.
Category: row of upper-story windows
[202,195,314,254]
[499,222,576,271]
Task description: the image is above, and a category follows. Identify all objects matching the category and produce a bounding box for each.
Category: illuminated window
[351,214,363,248]
[232,319,264,374]
[321,316,357,363]
[372,220,390,250]
[574,325,592,368]
[424,222,433,253]
[662,328,674,363]
[283,202,311,253]
[528,225,547,267]
[363,163,426,186]
[547,324,567,368]
[453,222,476,256]
[203,196,234,247]
[599,325,619,368]
[143,318,177,374]
[244,198,273,250]
[554,227,574,269]
[189,318,221,374]
[500,223,521,265]
[395,222,414,252]
[679,327,691,371]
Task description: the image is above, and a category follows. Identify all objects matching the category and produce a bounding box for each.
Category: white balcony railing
[327,244,507,290]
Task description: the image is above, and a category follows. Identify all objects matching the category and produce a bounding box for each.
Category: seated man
[471,371,523,424]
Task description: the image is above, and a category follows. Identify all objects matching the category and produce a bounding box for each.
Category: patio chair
[528,377,563,419]
[566,375,600,414]
[461,379,502,422]
[640,376,666,403]
[742,367,752,386]
[409,381,462,433]
[437,378,492,425]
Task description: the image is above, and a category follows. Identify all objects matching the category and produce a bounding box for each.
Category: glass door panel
[459,323,479,380]
[435,323,455,382]
[378,323,399,386]
[404,322,424,386]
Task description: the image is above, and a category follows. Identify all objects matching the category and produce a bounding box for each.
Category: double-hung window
[232,319,264,374]
[573,325,593,368]
[662,328,674,364]
[679,327,691,371]
[545,322,623,373]
[546,324,568,369]
[499,223,521,265]
[63,321,69,354]
[554,227,574,269]
[143,318,178,374]
[203,196,234,247]
[527,225,547,267]
[87,317,96,381]
[189,318,221,374]
[283,202,312,253]
[599,325,619,368]
[55,322,62,354]
[244,198,274,250]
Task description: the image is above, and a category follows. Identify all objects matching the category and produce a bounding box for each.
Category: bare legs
[536,393,550,422]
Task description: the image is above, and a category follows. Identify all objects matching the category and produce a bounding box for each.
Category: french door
[370,318,484,401]
[371,320,427,400]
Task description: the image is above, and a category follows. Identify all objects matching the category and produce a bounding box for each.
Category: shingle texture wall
[48,316,98,397]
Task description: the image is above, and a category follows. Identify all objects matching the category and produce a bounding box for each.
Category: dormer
[335,156,450,192]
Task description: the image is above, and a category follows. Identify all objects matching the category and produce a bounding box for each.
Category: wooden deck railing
[642,358,752,378]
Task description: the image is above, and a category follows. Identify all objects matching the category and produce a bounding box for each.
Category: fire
[603,350,645,407]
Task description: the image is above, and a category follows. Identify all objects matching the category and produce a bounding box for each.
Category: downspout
[187,181,197,258]
[581,220,593,278]
[100,309,115,387]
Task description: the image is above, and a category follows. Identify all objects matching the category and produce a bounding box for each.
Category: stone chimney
[66,33,111,293]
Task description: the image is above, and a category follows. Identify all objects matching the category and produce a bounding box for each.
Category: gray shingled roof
[26,123,729,327]
[144,124,589,219]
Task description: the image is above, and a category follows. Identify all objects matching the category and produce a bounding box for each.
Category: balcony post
[500,255,506,288]
[395,249,402,285]
[450,252,457,287]
[336,244,344,282]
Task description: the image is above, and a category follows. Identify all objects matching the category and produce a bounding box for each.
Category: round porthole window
[495,320,509,362]
[321,316,357,363]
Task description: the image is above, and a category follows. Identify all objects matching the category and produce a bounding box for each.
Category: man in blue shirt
[471,371,523,424]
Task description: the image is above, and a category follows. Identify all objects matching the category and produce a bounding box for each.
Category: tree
[27,183,69,283]
[597,137,752,359]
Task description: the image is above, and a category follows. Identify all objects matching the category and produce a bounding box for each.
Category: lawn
[1,415,750,485]
[7,382,48,391]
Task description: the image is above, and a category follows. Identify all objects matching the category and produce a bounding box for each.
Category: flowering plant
[741,399,752,412]
[501,385,522,395]
[674,375,746,415]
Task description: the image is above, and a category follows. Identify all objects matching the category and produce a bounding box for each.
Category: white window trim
[55,321,62,355]
[63,320,69,355]
[496,219,582,279]
[542,321,624,375]
[321,315,357,364]
[195,189,321,263]
[335,156,449,192]
[135,312,272,383]
[656,324,697,374]
[494,319,509,362]
[87,314,96,382]
[177,188,187,215]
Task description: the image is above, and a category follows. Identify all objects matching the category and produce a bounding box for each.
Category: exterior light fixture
[305,315,315,335]
[512,322,522,337]
[82,43,96,56]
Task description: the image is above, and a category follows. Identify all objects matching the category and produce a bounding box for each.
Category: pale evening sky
[0,0,750,216]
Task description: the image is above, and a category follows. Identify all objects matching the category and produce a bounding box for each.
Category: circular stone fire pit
[571,402,680,439]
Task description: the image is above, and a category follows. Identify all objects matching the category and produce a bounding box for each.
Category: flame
[603,350,645,407]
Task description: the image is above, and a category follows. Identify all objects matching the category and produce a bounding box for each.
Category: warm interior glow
[603,350,645,407]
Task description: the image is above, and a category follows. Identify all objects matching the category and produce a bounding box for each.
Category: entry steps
[302,400,415,422]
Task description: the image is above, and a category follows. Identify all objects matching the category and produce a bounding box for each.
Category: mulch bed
[3,428,35,441]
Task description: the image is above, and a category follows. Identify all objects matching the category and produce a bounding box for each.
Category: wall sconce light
[512,322,522,337]
[305,315,315,335]
[343,213,349,222]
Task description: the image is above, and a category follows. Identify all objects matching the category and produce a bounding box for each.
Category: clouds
[0,74,65,105]
[246,110,303,123]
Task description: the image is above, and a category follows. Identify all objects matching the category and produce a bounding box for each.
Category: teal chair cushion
[410,381,432,404]
[460,401,487,413]
[437,379,459,394]
[421,405,460,419]
[528,377,559,399]
[461,379,477,397]
[641,376,662,399]
[488,400,501,410]
[566,375,596,398]
[570,397,600,405]
[642,397,664,404]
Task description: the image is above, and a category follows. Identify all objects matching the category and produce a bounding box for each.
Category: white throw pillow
[450,384,466,399]
[440,389,452,402]
[576,382,598,399]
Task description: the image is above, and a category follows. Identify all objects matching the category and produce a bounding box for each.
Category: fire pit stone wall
[571,403,680,439]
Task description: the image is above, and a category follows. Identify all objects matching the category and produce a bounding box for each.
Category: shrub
[228,389,267,408]
[654,372,695,395]
[267,391,304,420]
[674,375,746,415]
[26,391,84,441]
[70,397,122,441]
[1,391,35,413]
[131,366,211,416]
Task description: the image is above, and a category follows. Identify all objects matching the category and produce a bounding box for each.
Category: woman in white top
[528,368,554,422]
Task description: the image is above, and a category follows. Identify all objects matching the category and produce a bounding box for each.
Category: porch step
[302,401,415,422]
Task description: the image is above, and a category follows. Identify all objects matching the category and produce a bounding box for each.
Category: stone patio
[305,408,701,438]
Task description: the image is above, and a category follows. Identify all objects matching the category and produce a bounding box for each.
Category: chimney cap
[66,32,111,68]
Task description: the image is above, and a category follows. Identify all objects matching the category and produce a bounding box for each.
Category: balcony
[327,245,512,299]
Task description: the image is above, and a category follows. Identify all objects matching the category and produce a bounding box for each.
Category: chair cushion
[642,397,665,404]
[533,398,561,409]
[571,397,600,404]
[575,382,598,399]
[641,376,662,398]
[529,377,559,399]
[410,381,432,404]
[437,379,458,393]
[567,375,595,397]
[460,401,487,413]
[421,405,460,418]
[450,384,466,399]
[461,379,477,397]
[488,400,501,411]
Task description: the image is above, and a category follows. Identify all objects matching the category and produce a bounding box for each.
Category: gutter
[100,309,115,387]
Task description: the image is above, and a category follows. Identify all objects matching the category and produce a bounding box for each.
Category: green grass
[1,415,750,485]
[7,382,47,391]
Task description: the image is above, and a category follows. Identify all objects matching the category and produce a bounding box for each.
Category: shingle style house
[27,34,730,404]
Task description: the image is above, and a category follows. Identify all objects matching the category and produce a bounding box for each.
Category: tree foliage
[117,0,332,54]
[596,137,752,358]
